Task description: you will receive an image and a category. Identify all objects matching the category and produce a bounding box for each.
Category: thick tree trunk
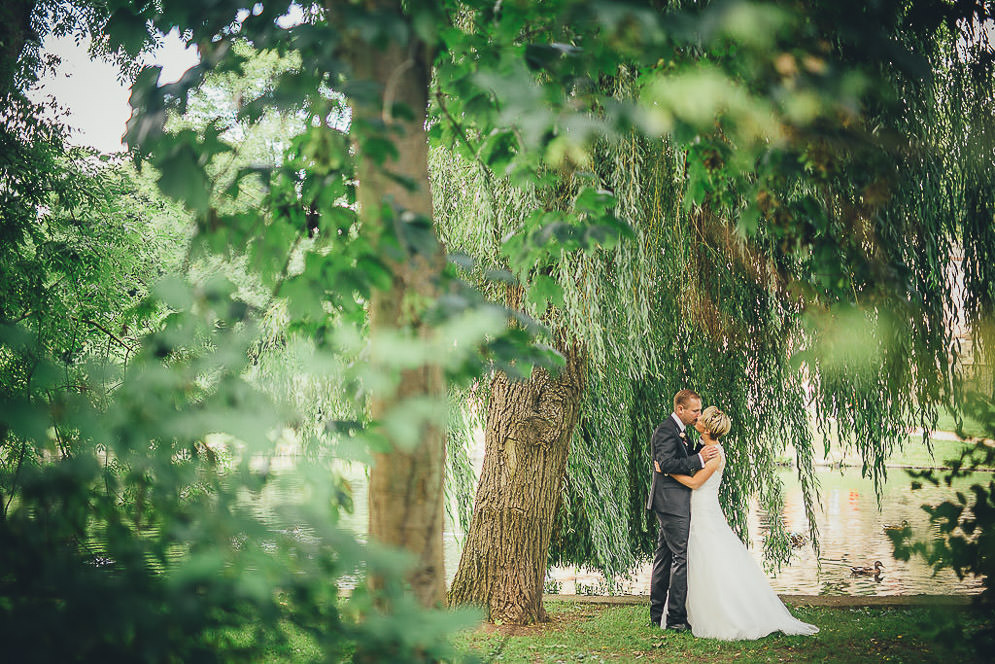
[346,7,446,607]
[448,342,586,623]
[0,0,37,94]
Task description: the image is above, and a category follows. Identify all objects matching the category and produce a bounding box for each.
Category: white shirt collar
[670,412,686,433]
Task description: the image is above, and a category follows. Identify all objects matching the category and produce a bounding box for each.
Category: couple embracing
[647,389,819,640]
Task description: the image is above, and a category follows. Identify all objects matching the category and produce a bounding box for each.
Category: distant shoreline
[775,460,995,473]
[910,429,994,446]
[777,429,995,473]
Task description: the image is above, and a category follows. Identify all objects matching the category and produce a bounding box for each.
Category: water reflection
[748,467,984,595]
[547,467,986,596]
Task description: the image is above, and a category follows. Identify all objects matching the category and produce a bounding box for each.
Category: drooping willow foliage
[801,2,995,490]
[935,16,995,396]
[431,1,995,582]
[432,124,817,577]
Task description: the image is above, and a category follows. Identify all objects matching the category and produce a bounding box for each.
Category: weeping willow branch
[433,6,995,582]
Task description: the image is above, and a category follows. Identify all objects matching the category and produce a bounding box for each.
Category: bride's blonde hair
[699,406,732,439]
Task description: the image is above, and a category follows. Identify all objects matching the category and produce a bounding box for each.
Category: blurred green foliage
[890,392,995,658]
[2,0,994,657]
[2,2,491,661]
[0,100,476,661]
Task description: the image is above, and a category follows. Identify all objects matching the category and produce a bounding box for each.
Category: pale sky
[33,11,990,156]
[30,30,200,153]
[29,4,308,154]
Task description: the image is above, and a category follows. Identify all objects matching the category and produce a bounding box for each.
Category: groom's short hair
[674,389,701,410]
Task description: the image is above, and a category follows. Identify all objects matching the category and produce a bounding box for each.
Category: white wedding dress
[685,445,819,640]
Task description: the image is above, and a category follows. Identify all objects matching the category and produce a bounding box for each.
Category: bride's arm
[669,456,721,490]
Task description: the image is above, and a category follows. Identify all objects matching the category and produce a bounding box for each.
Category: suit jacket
[646,415,705,515]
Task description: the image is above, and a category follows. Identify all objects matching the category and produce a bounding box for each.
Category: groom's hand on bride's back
[701,446,720,462]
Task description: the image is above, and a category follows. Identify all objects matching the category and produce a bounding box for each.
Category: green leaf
[684,156,708,209]
[153,276,193,310]
[105,8,150,58]
[738,205,761,236]
[357,255,395,291]
[361,135,400,165]
[575,187,617,215]
[480,130,518,174]
[324,206,358,233]
[156,144,211,213]
[527,274,564,311]
[282,275,327,322]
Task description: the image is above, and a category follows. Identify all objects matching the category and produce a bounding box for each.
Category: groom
[646,389,718,631]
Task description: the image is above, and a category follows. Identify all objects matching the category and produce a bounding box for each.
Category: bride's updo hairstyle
[699,406,732,439]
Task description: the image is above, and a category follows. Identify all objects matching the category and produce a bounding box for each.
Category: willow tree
[434,2,837,621]
[438,0,995,624]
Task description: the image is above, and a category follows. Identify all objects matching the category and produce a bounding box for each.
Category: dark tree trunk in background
[449,342,586,624]
[1,0,37,95]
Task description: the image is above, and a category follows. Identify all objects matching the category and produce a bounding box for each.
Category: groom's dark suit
[647,414,704,628]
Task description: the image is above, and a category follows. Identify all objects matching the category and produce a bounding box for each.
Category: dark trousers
[649,510,691,627]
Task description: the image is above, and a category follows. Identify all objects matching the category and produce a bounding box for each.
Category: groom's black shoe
[666,623,691,632]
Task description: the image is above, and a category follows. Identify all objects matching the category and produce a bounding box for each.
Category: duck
[850,561,884,576]
[788,531,807,547]
[882,519,910,532]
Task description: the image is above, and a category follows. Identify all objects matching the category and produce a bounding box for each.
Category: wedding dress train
[685,445,819,640]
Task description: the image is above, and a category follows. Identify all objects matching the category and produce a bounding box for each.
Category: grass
[452,601,989,664]
[773,405,994,471]
[777,430,993,470]
[889,436,990,468]
[934,408,990,441]
[220,601,991,663]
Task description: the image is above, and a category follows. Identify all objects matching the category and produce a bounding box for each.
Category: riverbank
[778,430,995,471]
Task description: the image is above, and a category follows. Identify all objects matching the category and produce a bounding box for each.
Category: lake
[546,466,986,596]
[254,460,985,597]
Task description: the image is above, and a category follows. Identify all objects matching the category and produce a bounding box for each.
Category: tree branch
[75,317,136,352]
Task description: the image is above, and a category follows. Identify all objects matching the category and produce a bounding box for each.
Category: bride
[669,406,819,640]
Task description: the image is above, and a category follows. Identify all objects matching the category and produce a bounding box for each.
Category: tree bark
[448,341,586,623]
[344,5,446,607]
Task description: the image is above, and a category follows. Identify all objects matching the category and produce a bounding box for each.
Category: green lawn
[934,408,991,440]
[233,600,988,662]
[779,431,993,470]
[890,436,991,467]
[453,601,988,664]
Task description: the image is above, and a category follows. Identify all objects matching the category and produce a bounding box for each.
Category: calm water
[249,461,986,596]
[548,466,987,596]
